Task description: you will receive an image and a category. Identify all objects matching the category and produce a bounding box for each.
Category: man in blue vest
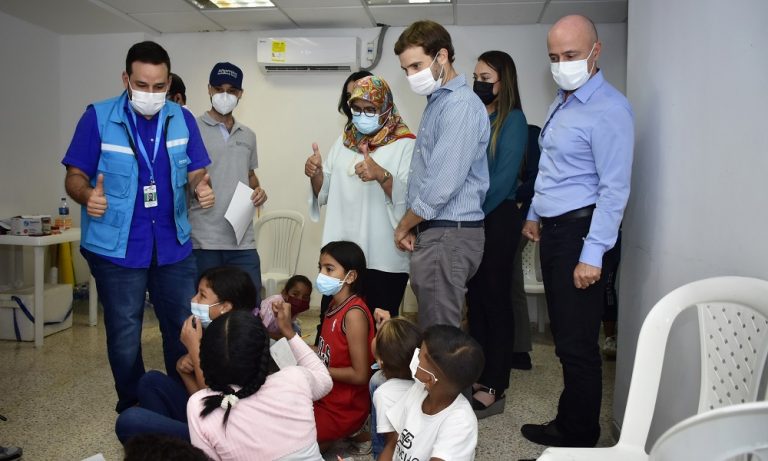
[62,41,214,413]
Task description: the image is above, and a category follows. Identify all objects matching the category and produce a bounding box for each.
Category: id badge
[143,184,158,208]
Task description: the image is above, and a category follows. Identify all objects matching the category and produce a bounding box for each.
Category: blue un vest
[81,91,192,259]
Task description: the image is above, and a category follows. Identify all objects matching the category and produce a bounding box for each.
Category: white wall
[0,19,627,297]
[0,11,61,288]
[616,0,768,446]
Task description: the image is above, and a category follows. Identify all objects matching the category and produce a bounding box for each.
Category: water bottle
[57,197,71,231]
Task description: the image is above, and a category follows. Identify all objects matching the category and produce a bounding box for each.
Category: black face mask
[473,80,497,105]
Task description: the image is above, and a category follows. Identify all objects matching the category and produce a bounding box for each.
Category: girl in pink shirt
[187,305,332,460]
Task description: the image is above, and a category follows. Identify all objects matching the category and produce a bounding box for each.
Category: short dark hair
[320,241,367,295]
[338,70,373,124]
[168,73,186,99]
[199,266,257,311]
[123,434,211,461]
[125,41,171,76]
[284,274,312,293]
[423,324,484,391]
[394,20,455,63]
[199,311,270,427]
[376,318,422,380]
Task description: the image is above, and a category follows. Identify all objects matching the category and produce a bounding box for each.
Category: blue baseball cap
[209,62,243,89]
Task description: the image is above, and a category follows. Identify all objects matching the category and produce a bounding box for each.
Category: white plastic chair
[648,401,768,461]
[521,240,548,333]
[253,210,304,297]
[538,276,768,461]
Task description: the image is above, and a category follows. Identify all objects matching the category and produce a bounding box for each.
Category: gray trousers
[410,226,484,329]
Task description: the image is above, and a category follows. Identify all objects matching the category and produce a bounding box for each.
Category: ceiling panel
[456,0,542,3]
[456,3,544,26]
[99,0,196,14]
[129,11,225,33]
[541,1,627,23]
[369,4,454,27]
[281,6,374,28]
[273,0,363,6]
[0,0,144,34]
[202,8,296,30]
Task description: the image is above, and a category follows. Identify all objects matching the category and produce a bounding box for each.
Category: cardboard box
[0,284,73,341]
[10,215,52,236]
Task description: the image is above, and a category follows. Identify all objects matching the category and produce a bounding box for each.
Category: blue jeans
[369,370,387,459]
[115,370,190,443]
[83,249,197,413]
[193,249,262,304]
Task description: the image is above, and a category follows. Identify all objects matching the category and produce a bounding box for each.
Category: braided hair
[199,310,271,427]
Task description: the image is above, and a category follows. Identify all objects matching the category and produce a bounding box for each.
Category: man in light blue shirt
[521,15,634,448]
[393,20,490,329]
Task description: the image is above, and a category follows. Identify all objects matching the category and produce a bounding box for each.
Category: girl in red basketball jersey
[314,241,375,451]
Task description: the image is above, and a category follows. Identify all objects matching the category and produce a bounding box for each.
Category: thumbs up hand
[195,173,215,209]
[87,173,108,217]
[353,144,384,183]
[305,143,323,178]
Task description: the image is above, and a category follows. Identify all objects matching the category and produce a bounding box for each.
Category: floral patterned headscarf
[342,75,415,153]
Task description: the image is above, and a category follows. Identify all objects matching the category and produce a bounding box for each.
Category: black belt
[541,205,595,225]
[415,220,484,234]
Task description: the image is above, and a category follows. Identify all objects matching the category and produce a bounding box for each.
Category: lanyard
[130,109,164,184]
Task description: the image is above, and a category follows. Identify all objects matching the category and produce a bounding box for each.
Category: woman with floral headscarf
[305,76,415,321]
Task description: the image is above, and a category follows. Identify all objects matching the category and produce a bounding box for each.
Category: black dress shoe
[520,420,598,448]
[510,352,533,370]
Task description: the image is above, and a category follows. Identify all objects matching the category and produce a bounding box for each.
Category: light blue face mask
[190,301,221,328]
[315,272,348,297]
[352,113,383,135]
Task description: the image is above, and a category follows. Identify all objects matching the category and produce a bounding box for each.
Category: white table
[0,228,97,347]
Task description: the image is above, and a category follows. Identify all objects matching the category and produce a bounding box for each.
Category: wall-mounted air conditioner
[257,37,359,73]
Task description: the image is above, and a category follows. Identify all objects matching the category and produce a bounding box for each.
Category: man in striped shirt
[393,20,490,330]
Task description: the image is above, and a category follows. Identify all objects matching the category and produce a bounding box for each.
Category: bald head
[547,14,601,75]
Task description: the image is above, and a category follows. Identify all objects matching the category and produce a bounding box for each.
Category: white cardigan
[310,134,414,274]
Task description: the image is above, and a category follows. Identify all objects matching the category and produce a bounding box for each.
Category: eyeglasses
[350,106,379,117]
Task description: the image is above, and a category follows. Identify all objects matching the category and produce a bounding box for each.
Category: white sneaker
[603,336,617,360]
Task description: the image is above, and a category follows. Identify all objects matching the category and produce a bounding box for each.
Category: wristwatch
[379,170,392,184]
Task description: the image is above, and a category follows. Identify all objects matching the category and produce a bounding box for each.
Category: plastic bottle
[57,197,72,231]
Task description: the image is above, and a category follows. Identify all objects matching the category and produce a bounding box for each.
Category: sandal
[471,385,506,420]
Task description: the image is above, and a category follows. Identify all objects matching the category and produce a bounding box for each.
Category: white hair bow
[220,394,240,410]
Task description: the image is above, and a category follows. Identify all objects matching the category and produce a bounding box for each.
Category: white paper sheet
[224,181,255,245]
[269,337,297,369]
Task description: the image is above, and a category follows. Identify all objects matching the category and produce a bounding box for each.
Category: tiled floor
[0,300,616,460]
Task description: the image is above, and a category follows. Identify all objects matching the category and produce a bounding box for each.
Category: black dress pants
[467,200,523,392]
[540,214,605,442]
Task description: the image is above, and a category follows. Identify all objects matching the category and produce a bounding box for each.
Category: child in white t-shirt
[370,318,422,459]
[382,325,485,461]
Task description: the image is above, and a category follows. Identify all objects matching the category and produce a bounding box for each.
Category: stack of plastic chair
[521,240,547,332]
[648,401,768,461]
[254,210,304,298]
[538,276,768,461]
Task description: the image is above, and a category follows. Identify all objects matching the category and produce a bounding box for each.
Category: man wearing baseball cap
[189,62,267,298]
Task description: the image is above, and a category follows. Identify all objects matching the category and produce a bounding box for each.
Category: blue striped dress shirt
[406,74,490,222]
[528,71,634,268]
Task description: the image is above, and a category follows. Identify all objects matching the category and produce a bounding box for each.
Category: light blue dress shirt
[528,71,634,267]
[406,74,490,222]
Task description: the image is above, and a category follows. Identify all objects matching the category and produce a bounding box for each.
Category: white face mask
[211,92,239,115]
[550,43,596,91]
[407,54,444,96]
[409,348,438,385]
[128,82,166,116]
